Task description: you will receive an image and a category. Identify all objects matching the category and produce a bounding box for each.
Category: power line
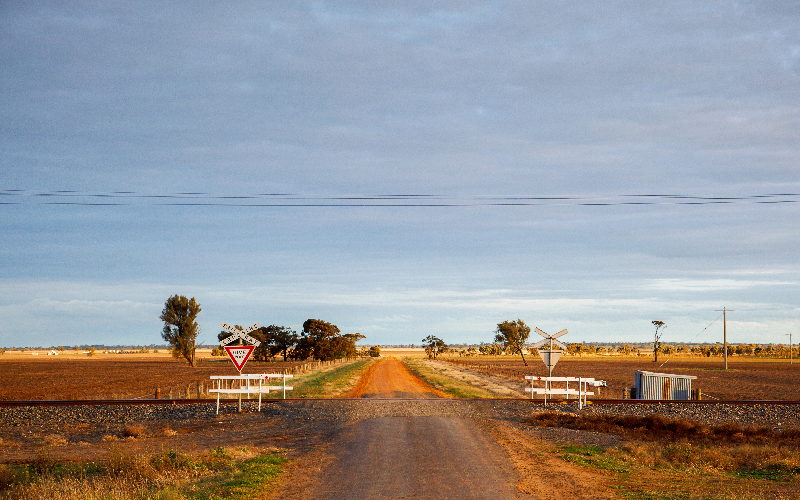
[1,190,798,208]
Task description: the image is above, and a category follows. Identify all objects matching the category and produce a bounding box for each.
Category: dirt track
[343,357,447,398]
[275,358,527,499]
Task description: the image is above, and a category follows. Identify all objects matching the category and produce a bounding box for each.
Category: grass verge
[529,412,800,499]
[402,358,499,398]
[281,358,374,398]
[0,446,287,500]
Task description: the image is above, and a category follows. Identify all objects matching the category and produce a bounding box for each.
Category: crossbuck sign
[220,323,262,373]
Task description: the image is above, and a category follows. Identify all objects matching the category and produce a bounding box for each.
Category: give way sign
[224,345,255,372]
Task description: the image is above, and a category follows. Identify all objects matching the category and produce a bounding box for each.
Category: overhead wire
[1,191,798,207]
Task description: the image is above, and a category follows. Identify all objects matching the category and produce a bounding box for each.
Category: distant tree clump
[422,335,448,359]
[160,295,201,367]
[368,345,381,357]
[479,343,503,355]
[495,319,531,366]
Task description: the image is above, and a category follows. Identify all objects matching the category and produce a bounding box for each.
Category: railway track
[2,397,799,407]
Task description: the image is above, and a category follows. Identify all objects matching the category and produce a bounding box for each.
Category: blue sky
[1,1,798,348]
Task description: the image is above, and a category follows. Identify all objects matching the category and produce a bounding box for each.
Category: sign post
[219,322,262,412]
[531,327,568,402]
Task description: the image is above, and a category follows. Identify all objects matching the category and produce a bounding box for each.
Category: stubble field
[438,354,800,401]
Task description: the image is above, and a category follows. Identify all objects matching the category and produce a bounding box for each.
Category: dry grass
[41,435,67,447]
[530,412,800,445]
[0,446,288,500]
[121,425,144,439]
[528,412,800,498]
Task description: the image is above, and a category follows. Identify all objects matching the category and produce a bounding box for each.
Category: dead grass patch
[41,435,67,447]
[526,412,800,499]
[121,425,144,438]
[529,412,800,445]
[0,446,288,500]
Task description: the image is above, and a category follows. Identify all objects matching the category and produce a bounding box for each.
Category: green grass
[191,453,286,499]
[558,444,630,473]
[401,358,500,398]
[284,358,373,398]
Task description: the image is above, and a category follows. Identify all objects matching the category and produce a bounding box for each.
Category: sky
[1,1,798,349]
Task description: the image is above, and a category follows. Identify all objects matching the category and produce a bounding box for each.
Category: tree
[294,319,364,361]
[422,335,447,359]
[160,295,201,366]
[495,319,531,366]
[652,320,666,362]
[253,325,299,361]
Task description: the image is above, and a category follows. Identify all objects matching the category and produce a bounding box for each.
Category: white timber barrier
[209,374,293,414]
[524,376,606,409]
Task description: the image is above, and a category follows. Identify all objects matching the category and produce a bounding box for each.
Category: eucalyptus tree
[160,295,201,366]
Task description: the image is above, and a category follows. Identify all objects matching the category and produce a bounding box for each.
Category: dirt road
[276,358,525,499]
[343,356,447,398]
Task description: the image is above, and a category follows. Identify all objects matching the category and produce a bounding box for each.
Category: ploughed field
[442,356,800,401]
[0,356,310,400]
[2,354,800,401]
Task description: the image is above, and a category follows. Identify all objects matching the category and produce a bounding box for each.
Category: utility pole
[716,307,734,370]
[788,333,793,365]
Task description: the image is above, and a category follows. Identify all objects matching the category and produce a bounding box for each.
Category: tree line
[214,319,380,362]
[160,295,378,366]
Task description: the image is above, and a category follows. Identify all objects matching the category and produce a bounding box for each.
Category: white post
[578,377,583,410]
[257,377,262,411]
[216,379,221,415]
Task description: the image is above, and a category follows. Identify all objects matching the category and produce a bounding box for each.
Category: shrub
[122,425,145,438]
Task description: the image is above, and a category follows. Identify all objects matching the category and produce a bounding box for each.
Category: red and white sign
[224,345,255,372]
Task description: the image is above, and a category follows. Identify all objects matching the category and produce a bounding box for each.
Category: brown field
[2,350,800,401]
[441,354,800,400]
[0,350,313,400]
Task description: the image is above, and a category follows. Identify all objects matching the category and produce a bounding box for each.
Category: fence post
[155,388,161,399]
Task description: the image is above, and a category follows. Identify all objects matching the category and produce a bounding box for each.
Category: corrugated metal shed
[634,370,697,400]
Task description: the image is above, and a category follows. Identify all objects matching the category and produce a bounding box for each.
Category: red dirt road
[277,358,524,499]
[343,357,447,398]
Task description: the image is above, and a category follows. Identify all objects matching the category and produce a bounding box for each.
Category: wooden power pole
[716,307,734,370]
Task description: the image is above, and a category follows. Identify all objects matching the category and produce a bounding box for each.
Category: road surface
[278,358,523,499]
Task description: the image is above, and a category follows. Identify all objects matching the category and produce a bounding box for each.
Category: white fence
[524,376,605,409]
[209,374,293,414]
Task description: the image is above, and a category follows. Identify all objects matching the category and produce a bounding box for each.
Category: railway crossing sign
[532,327,568,376]
[220,323,262,347]
[220,323,262,373]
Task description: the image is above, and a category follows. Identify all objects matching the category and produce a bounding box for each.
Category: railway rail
[2,398,799,407]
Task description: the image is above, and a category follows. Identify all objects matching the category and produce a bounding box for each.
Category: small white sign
[224,345,255,372]
[219,322,262,347]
